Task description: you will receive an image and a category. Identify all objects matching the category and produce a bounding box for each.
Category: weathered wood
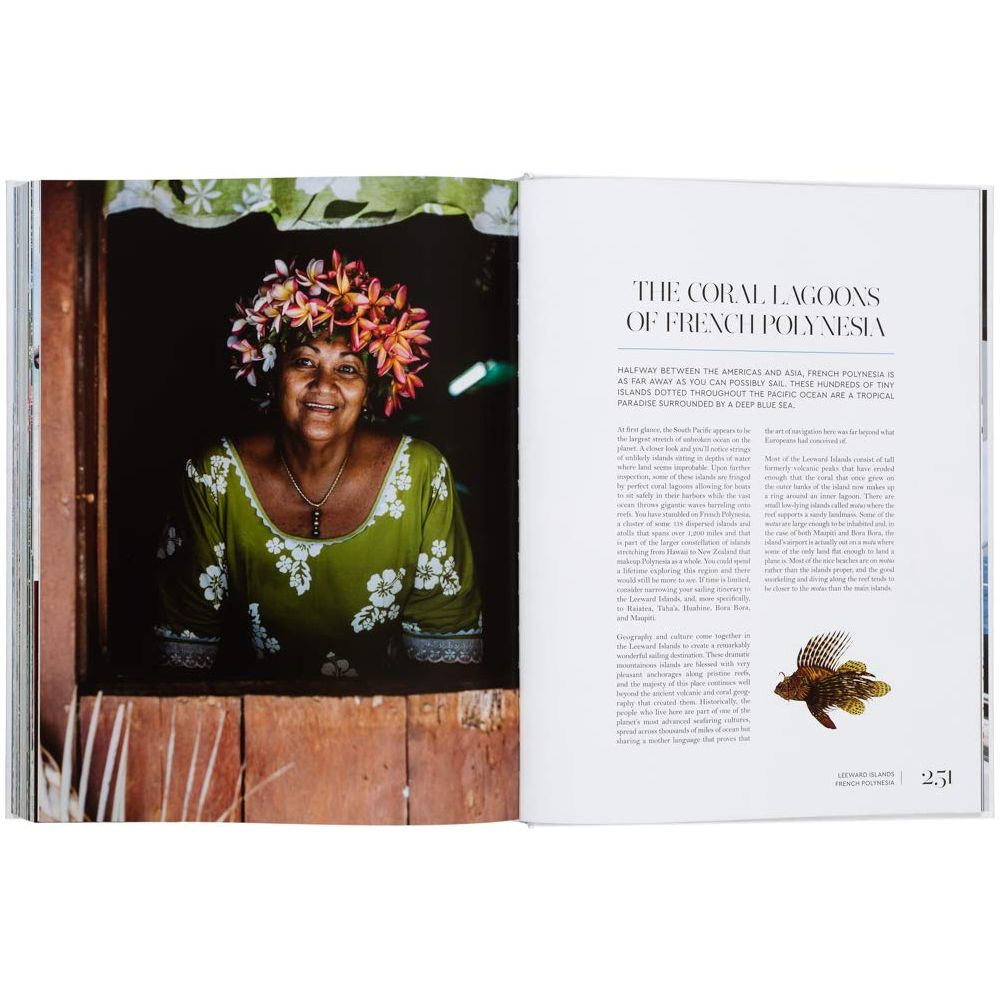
[78,695,242,822]
[90,184,110,658]
[71,690,517,824]
[243,695,407,824]
[39,181,81,754]
[406,688,519,824]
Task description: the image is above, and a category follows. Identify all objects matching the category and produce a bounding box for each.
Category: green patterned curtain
[103,176,518,236]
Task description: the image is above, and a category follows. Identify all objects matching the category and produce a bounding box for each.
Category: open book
[6,176,992,824]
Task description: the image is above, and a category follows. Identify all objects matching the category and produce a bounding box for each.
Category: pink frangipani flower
[229,251,431,413]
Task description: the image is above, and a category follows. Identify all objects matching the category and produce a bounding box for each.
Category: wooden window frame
[39,180,106,748]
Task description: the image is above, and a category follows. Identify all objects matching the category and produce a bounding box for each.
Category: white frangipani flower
[233,178,273,214]
[182,179,222,215]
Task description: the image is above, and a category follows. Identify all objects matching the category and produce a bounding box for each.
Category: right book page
[519,177,989,823]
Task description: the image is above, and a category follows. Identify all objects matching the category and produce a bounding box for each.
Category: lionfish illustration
[774,631,890,729]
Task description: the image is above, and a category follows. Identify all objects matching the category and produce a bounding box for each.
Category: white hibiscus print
[182,179,222,215]
[293,177,362,200]
[440,556,461,596]
[351,567,406,633]
[372,444,412,522]
[369,568,403,608]
[472,183,518,235]
[351,606,383,632]
[273,538,323,596]
[321,652,358,678]
[330,177,362,200]
[248,603,280,658]
[186,454,232,503]
[414,553,442,590]
[265,537,284,555]
[430,459,449,502]
[106,180,178,215]
[199,544,228,609]
[295,177,335,196]
[373,483,403,520]
[157,523,182,559]
[412,543,461,596]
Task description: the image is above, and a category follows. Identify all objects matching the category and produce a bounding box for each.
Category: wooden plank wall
[70,690,518,824]
[407,690,520,824]
[39,180,106,759]
[244,695,408,825]
[78,696,242,822]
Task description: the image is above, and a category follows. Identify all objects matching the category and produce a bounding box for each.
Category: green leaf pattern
[104,176,518,235]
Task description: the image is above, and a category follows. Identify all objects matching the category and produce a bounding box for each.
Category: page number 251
[921,769,952,788]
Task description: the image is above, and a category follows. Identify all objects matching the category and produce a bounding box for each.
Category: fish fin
[808,703,837,729]
[798,631,851,672]
[841,698,865,715]
[837,660,867,674]
[866,680,891,698]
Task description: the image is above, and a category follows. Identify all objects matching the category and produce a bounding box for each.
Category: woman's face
[274,336,369,444]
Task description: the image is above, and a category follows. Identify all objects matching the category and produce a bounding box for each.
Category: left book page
[23,176,519,824]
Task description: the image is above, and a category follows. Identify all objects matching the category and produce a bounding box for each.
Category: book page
[520,177,987,823]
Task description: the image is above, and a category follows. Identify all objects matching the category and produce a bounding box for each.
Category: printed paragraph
[763,429,896,593]
[617,426,752,619]
[616,631,752,746]
[617,364,895,411]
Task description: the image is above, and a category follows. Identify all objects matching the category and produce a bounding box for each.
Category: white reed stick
[180,712,203,822]
[78,690,103,822]
[195,707,227,822]
[160,701,178,822]
[58,686,77,823]
[96,704,125,823]
[218,763,246,823]
[214,762,295,823]
[110,702,134,822]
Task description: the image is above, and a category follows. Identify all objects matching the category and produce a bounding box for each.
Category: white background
[1,2,996,997]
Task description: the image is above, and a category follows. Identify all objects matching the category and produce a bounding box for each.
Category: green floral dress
[153,435,483,676]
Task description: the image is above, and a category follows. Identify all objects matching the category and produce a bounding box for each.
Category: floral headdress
[227,251,430,416]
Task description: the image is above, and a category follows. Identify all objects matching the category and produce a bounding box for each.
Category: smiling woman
[257,338,381,539]
[152,255,484,679]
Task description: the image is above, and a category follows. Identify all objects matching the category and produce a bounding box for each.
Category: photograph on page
[34,177,519,824]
